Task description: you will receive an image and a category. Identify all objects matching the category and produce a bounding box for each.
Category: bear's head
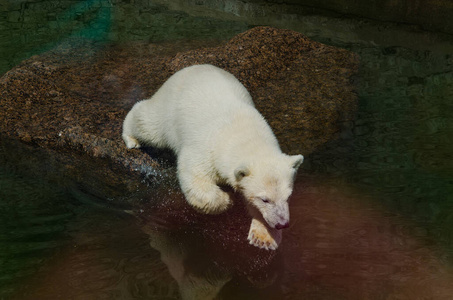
[234,154,304,230]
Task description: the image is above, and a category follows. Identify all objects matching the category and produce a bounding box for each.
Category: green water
[309,45,453,248]
[0,166,72,298]
[1,1,453,299]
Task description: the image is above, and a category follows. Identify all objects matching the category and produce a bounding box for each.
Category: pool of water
[1,1,453,299]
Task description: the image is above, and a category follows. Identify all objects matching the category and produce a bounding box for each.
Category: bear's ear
[234,165,250,181]
[289,155,304,170]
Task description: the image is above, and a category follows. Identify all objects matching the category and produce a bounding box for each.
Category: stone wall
[159,0,453,34]
[0,0,248,75]
[267,0,453,34]
[1,0,451,75]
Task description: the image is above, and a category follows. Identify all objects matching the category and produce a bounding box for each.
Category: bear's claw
[247,218,282,250]
[248,231,277,250]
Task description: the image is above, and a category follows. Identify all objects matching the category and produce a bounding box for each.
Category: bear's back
[170,64,253,107]
[157,65,258,150]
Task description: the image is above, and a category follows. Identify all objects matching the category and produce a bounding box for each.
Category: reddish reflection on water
[281,177,453,300]
[14,176,453,300]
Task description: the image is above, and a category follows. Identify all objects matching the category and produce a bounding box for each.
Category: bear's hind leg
[123,135,141,149]
[177,152,232,214]
[122,105,143,149]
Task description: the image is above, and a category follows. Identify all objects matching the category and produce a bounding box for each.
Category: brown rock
[0,26,360,203]
[0,27,358,169]
[0,26,358,206]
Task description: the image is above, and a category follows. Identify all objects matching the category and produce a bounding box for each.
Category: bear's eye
[260,198,269,203]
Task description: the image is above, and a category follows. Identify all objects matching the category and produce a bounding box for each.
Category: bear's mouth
[274,222,290,230]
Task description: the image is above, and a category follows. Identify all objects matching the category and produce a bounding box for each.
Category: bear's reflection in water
[16,175,453,300]
[138,173,453,300]
[138,182,284,300]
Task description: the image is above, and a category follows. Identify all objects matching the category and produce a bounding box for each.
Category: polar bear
[122,64,303,250]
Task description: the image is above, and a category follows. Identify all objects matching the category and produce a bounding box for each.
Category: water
[1,1,453,299]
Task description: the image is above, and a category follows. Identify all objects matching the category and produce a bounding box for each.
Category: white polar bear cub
[122,64,303,250]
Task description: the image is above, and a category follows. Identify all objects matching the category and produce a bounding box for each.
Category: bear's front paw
[186,188,232,215]
[123,135,141,149]
[247,218,282,250]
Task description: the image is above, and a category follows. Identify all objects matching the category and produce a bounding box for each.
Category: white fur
[122,64,303,250]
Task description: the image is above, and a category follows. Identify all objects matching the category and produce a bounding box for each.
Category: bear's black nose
[275,222,289,230]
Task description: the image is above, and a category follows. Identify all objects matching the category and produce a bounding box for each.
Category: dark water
[1,1,453,299]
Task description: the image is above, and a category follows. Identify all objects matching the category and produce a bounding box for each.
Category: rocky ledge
[0,26,358,278]
[0,26,358,184]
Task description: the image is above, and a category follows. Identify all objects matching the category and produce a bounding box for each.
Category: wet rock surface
[0,26,358,177]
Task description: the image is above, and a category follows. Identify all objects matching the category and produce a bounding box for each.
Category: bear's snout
[275,222,289,230]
